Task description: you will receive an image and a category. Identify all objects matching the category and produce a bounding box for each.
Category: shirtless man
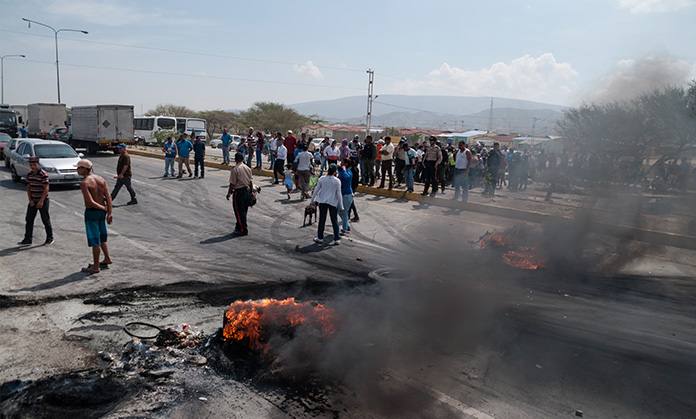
[75,159,113,274]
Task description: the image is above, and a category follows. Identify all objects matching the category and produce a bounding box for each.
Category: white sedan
[10,139,83,185]
[209,135,241,149]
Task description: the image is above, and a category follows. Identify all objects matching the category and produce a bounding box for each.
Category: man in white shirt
[378,136,395,189]
[310,164,343,246]
[295,144,314,199]
[274,140,287,184]
[269,132,280,171]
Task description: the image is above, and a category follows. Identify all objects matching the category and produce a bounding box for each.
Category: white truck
[27,103,67,138]
[70,105,135,154]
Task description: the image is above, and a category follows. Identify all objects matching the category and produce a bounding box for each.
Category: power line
[1,29,366,73]
[17,58,365,91]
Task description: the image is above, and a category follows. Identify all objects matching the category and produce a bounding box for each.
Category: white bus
[134,116,177,144]
[177,118,208,142]
[134,116,208,144]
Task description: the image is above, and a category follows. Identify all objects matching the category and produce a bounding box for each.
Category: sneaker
[17,239,32,246]
[194,176,199,179]
[330,240,340,246]
[313,237,322,244]
[351,217,360,222]
[163,174,168,178]
[200,175,204,179]
[340,229,346,236]
[189,173,193,177]
[127,199,138,205]
[44,238,54,246]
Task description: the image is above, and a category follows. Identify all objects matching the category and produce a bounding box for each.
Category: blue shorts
[85,209,108,247]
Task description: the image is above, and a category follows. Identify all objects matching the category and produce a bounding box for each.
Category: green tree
[383,127,402,137]
[196,110,239,138]
[239,102,311,133]
[557,83,696,165]
[145,103,197,117]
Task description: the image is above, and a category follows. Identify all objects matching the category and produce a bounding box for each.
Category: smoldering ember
[3,83,696,418]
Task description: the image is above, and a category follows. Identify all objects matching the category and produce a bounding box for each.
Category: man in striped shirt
[18,156,53,246]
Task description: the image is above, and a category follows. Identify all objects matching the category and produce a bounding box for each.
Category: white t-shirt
[324,146,340,161]
[455,149,471,169]
[380,143,395,161]
[276,144,287,160]
[296,151,313,171]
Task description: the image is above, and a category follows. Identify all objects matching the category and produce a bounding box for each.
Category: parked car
[209,135,241,149]
[0,133,11,160]
[9,139,83,185]
[4,137,26,168]
[47,127,70,141]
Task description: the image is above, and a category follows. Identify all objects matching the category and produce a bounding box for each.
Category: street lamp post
[22,18,88,104]
[1,54,26,104]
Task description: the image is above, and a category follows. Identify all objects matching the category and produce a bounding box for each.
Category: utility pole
[365,69,374,138]
[488,97,494,132]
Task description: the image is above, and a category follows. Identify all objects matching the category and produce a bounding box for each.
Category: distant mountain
[289,95,567,135]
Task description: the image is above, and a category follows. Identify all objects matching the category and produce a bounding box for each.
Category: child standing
[284,163,294,200]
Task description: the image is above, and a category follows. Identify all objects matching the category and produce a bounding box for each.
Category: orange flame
[222,298,337,352]
[480,230,547,270]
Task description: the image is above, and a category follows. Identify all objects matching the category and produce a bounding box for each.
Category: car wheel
[11,166,20,182]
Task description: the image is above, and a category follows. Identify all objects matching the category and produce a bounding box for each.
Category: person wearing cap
[176,134,194,178]
[284,130,297,164]
[226,151,254,236]
[162,136,177,177]
[378,136,394,189]
[76,158,113,274]
[111,144,137,205]
[193,136,206,179]
[422,136,443,196]
[310,163,343,246]
[18,156,53,246]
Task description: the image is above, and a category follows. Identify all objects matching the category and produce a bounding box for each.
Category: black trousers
[24,199,53,241]
[423,161,438,194]
[379,160,394,188]
[394,158,405,183]
[317,203,340,240]
[232,187,250,234]
[273,159,285,181]
[111,175,136,201]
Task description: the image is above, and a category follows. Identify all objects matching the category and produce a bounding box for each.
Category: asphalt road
[1,153,695,418]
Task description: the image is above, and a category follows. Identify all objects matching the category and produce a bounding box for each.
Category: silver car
[10,139,83,185]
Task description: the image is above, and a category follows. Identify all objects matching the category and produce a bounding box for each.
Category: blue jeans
[453,168,469,201]
[256,149,263,168]
[341,194,353,231]
[164,156,175,175]
[194,156,205,177]
[270,152,276,170]
[404,166,415,191]
[222,146,230,164]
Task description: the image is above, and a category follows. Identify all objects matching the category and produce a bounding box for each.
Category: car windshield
[34,144,78,158]
[0,134,11,143]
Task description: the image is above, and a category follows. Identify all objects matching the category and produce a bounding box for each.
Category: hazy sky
[1,0,694,114]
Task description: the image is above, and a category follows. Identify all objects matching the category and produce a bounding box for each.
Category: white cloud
[392,53,578,103]
[618,0,695,13]
[292,61,323,80]
[583,55,696,103]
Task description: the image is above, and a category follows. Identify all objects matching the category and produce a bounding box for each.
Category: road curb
[126,148,696,250]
